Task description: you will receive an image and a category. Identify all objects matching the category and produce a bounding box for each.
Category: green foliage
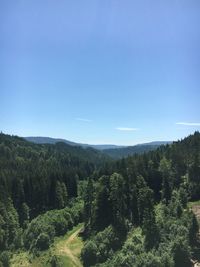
[179,186,188,208]
[81,240,98,267]
[159,158,173,203]
[35,232,50,250]
[94,175,112,231]
[143,208,160,250]
[136,252,162,267]
[1,131,200,265]
[188,212,199,246]
[82,225,121,266]
[55,181,68,209]
[83,177,94,233]
[50,255,62,267]
[0,132,106,216]
[0,198,20,251]
[24,200,83,251]
[0,132,108,252]
[137,178,154,224]
[81,132,200,266]
[103,143,165,159]
[171,237,191,267]
[0,251,10,267]
[188,154,200,200]
[109,173,127,231]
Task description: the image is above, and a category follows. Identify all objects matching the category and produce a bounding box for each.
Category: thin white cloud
[76,118,92,122]
[116,127,139,131]
[176,122,200,126]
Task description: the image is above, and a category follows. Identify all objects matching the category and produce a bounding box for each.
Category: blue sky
[0,0,200,145]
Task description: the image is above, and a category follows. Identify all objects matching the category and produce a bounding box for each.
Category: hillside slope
[81,132,200,267]
[103,141,172,159]
[24,136,123,150]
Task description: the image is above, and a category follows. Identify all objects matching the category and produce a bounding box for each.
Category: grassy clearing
[188,201,200,223]
[10,223,84,267]
[53,223,84,267]
[188,200,200,209]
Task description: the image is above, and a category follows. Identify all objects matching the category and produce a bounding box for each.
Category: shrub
[35,233,50,250]
[81,240,98,267]
[0,251,10,267]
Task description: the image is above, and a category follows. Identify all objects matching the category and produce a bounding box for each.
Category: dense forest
[81,132,200,267]
[0,133,108,266]
[24,136,170,158]
[102,141,171,159]
[0,132,200,266]
[0,133,108,214]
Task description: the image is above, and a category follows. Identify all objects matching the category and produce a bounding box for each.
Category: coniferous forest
[1,1,199,266]
[0,131,200,267]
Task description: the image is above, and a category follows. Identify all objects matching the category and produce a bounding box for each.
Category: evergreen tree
[159,158,172,203]
[20,202,30,227]
[81,241,97,267]
[143,208,159,250]
[94,175,111,231]
[109,173,126,231]
[189,212,199,246]
[61,182,68,206]
[84,177,94,233]
[55,181,64,209]
[172,238,191,267]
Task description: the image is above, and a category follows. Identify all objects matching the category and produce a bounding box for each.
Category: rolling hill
[102,141,172,159]
[24,136,171,158]
[24,136,123,150]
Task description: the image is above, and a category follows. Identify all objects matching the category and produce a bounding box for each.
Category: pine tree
[84,177,94,232]
[189,212,199,246]
[159,158,172,203]
[109,173,126,232]
[55,181,64,209]
[94,175,111,231]
[61,182,68,206]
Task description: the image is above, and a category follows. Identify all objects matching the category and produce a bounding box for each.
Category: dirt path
[59,246,80,267]
[191,205,200,267]
[192,205,200,221]
[66,228,83,244]
[56,225,84,267]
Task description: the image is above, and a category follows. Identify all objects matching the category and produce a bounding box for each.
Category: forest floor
[10,223,84,267]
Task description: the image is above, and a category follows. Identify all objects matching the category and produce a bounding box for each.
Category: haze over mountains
[24,136,172,158]
[24,136,124,150]
[103,141,172,159]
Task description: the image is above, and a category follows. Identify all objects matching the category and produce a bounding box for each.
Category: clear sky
[0,0,200,145]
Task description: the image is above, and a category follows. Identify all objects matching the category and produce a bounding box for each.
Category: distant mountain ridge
[136,141,171,146]
[24,136,171,157]
[24,136,124,150]
[24,136,77,146]
[102,141,172,159]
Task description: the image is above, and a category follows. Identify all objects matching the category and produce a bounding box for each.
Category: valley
[1,1,199,266]
[0,132,200,267]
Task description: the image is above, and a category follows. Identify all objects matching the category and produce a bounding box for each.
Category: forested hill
[0,133,109,217]
[0,133,109,165]
[0,133,112,264]
[24,136,170,154]
[103,141,172,159]
[81,131,200,267]
[24,136,123,150]
[0,132,200,267]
